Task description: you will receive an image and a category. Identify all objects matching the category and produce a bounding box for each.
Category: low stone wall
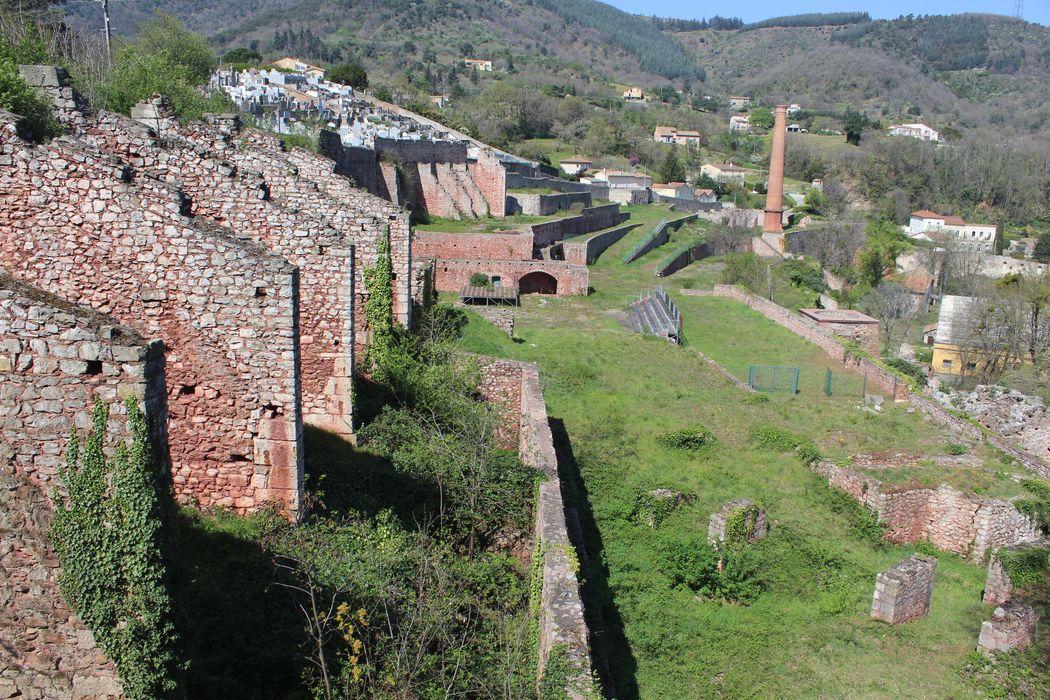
[655,236,751,277]
[463,306,514,336]
[509,191,593,216]
[813,461,1041,560]
[432,259,589,296]
[652,194,723,213]
[506,173,593,193]
[683,286,909,401]
[562,223,639,265]
[530,204,627,248]
[871,555,937,624]
[478,360,594,696]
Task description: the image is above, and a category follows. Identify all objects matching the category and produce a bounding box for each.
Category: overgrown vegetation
[741,12,870,32]
[51,400,182,699]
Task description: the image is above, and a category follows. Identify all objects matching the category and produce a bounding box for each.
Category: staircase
[627,285,682,344]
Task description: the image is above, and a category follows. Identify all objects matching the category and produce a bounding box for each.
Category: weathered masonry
[871,555,937,624]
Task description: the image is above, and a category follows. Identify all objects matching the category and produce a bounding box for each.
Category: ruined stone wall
[685,286,909,401]
[0,467,122,699]
[0,115,303,515]
[871,555,937,624]
[509,191,593,217]
[814,461,1041,560]
[413,231,534,262]
[978,600,1040,653]
[955,386,1050,465]
[530,204,627,247]
[0,272,166,490]
[433,259,589,296]
[478,359,593,696]
[815,320,880,356]
[562,224,639,266]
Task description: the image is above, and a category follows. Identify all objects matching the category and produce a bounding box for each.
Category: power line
[1014,0,1024,20]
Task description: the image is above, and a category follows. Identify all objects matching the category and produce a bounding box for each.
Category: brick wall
[814,461,1041,560]
[0,272,166,490]
[509,191,593,217]
[0,113,303,515]
[562,224,639,266]
[414,231,534,262]
[530,204,627,248]
[433,259,588,296]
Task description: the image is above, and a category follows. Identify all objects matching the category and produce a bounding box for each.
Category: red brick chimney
[763,105,788,233]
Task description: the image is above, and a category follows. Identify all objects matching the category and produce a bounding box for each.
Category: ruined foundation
[871,555,937,624]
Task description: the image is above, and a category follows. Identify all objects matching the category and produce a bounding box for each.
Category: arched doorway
[518,271,558,295]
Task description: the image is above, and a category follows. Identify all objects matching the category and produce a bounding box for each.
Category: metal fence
[748,365,800,394]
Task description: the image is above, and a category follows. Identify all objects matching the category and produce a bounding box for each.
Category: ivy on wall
[50,399,182,699]
[362,226,397,380]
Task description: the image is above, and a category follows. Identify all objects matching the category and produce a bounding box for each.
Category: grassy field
[452,204,1030,698]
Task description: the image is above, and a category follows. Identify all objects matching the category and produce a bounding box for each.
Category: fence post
[748,366,755,389]
[791,368,799,395]
[824,368,832,397]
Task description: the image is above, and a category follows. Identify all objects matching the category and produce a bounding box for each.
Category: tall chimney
[763,104,788,233]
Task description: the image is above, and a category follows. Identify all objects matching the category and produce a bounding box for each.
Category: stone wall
[0,110,304,516]
[413,231,534,262]
[983,553,1014,606]
[508,191,593,217]
[622,215,698,264]
[953,386,1050,466]
[462,306,514,337]
[978,600,1040,653]
[531,204,628,248]
[562,224,640,266]
[684,286,909,401]
[871,555,937,624]
[655,236,752,278]
[707,499,768,545]
[432,259,589,296]
[813,461,1042,560]
[478,359,594,697]
[0,272,167,490]
[0,467,122,699]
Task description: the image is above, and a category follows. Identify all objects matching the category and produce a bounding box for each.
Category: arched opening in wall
[518,271,558,295]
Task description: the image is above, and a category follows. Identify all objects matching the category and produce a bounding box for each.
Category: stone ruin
[948,385,1050,465]
[707,499,768,546]
[871,555,937,624]
[978,600,1040,654]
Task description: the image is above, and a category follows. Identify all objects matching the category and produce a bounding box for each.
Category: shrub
[633,489,694,528]
[655,426,714,451]
[884,358,928,387]
[656,534,721,592]
[468,272,491,287]
[998,547,1050,587]
[944,442,967,456]
[1015,478,1050,534]
[753,425,822,464]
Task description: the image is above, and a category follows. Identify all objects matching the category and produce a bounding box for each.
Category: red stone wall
[0,114,303,515]
[816,320,880,356]
[433,259,589,296]
[470,149,507,218]
[477,359,524,448]
[414,231,534,262]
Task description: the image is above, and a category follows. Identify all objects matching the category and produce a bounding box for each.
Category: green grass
[450,205,1030,697]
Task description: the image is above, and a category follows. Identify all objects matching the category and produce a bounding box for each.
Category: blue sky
[605,1,1049,27]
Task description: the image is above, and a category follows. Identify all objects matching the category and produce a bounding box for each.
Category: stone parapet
[871,555,937,624]
[978,600,1039,653]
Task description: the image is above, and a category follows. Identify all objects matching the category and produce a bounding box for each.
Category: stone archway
[518,271,558,295]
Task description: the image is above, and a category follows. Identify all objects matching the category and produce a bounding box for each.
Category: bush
[0,32,61,141]
[944,442,967,456]
[468,272,491,287]
[1015,478,1050,534]
[753,425,822,464]
[327,62,368,89]
[884,358,928,387]
[655,427,714,451]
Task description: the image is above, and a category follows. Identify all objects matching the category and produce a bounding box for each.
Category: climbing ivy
[724,503,764,547]
[362,226,397,380]
[998,547,1050,586]
[50,399,182,699]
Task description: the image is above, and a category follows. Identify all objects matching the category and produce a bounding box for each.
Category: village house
[888,123,941,142]
[787,123,806,133]
[701,162,748,185]
[695,188,717,204]
[272,56,325,78]
[653,125,701,146]
[923,322,938,345]
[623,86,644,102]
[729,95,752,111]
[584,169,653,190]
[559,157,593,177]
[787,103,802,115]
[908,210,997,252]
[463,58,494,71]
[652,183,694,200]
[429,94,450,109]
[730,115,751,133]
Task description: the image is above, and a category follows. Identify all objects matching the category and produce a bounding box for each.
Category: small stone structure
[871,555,937,624]
[977,600,1039,653]
[707,499,768,546]
[982,542,1050,605]
[814,462,1041,561]
[798,308,881,356]
[951,386,1050,465]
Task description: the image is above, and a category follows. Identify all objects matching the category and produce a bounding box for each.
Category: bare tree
[863,282,916,356]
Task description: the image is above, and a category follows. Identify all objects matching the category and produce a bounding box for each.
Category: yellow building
[932,295,1018,377]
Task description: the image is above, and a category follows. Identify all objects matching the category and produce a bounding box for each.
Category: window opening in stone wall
[84,360,103,376]
[255,287,268,298]
[178,384,197,396]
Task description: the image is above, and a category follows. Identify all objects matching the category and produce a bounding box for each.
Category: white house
[729,96,751,111]
[701,163,747,185]
[653,126,700,146]
[623,86,644,102]
[652,182,694,200]
[729,115,751,133]
[463,58,494,72]
[889,123,940,142]
[584,169,653,190]
[908,210,997,252]
[695,188,717,203]
[559,157,593,177]
[787,103,802,115]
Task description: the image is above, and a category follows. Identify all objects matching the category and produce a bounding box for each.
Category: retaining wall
[432,259,589,296]
[813,461,1041,560]
[655,236,751,277]
[508,191,593,216]
[413,230,534,262]
[530,204,627,248]
[563,223,640,265]
[478,360,594,697]
[623,214,700,264]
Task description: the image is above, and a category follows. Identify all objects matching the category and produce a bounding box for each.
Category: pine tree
[1034,233,1050,264]
[659,147,686,183]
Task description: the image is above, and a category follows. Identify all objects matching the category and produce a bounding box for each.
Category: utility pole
[1014,0,1024,20]
[99,0,112,61]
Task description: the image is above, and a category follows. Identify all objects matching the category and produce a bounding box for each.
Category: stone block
[978,600,1039,653]
[871,554,937,624]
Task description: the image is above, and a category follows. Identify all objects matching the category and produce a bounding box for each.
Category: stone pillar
[763,105,788,233]
[982,552,1014,606]
[871,555,937,624]
[978,600,1039,653]
[707,499,768,546]
[17,64,88,132]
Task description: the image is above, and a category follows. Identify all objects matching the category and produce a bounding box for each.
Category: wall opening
[518,271,558,295]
